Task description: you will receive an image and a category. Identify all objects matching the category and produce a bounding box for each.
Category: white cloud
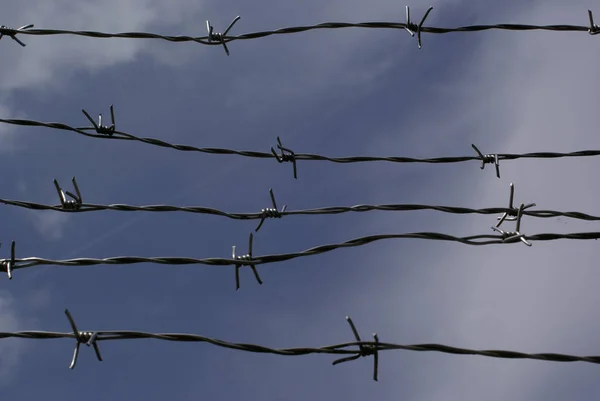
[361,1,600,399]
[27,211,70,242]
[2,0,599,396]
[219,0,469,119]
[0,0,206,92]
[14,180,70,241]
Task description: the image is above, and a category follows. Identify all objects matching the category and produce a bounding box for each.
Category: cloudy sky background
[1,0,600,400]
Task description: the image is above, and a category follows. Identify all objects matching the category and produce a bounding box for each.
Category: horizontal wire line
[2,117,600,167]
[4,328,600,365]
[3,197,600,222]
[6,231,600,270]
[2,14,598,375]
[3,20,595,46]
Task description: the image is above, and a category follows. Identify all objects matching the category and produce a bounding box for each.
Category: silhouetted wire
[3,11,600,376]
[3,197,600,222]
[4,328,600,364]
[2,20,595,46]
[5,231,600,271]
[3,117,600,167]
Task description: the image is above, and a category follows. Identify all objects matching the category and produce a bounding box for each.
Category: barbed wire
[6,311,600,380]
[3,227,600,286]
[4,182,600,232]
[0,195,588,285]
[2,7,599,382]
[4,112,600,178]
[1,7,599,52]
[7,231,600,269]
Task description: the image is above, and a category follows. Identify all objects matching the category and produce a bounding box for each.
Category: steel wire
[3,117,600,173]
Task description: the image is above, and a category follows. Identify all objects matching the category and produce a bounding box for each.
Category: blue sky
[2,0,600,399]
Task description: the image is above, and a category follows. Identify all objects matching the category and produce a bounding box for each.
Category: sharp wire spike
[588,10,600,35]
[81,106,116,135]
[54,178,83,210]
[255,188,287,232]
[206,16,240,55]
[8,241,14,280]
[65,176,82,204]
[491,203,532,247]
[65,309,82,369]
[496,183,536,228]
[404,6,433,48]
[373,333,379,381]
[471,144,500,178]
[65,309,102,369]
[271,137,298,179]
[232,233,262,290]
[0,24,33,47]
[332,316,380,381]
[54,179,66,207]
[233,245,240,290]
[0,241,15,280]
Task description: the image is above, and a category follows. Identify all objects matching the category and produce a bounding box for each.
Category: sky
[1,0,600,399]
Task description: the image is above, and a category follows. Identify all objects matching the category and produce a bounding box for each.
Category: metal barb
[588,10,600,35]
[471,144,500,178]
[64,309,102,369]
[255,188,287,232]
[0,24,33,47]
[54,177,83,210]
[206,16,241,55]
[82,105,116,136]
[271,136,298,179]
[0,241,16,280]
[332,316,380,381]
[232,233,262,290]
[496,183,536,228]
[491,204,532,246]
[404,6,433,49]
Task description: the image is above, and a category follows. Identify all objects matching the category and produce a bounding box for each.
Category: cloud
[361,1,600,399]
[14,180,70,242]
[3,0,599,398]
[27,211,70,242]
[0,0,206,92]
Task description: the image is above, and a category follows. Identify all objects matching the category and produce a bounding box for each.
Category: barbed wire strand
[3,230,600,272]
[2,9,599,379]
[4,193,600,224]
[5,312,600,380]
[3,116,600,179]
[0,7,599,51]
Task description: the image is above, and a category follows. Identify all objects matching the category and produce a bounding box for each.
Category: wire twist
[472,144,500,178]
[64,309,102,369]
[5,179,600,225]
[206,16,241,55]
[54,177,83,210]
[82,105,115,136]
[255,188,287,232]
[271,136,297,179]
[232,233,262,290]
[332,317,380,381]
[4,114,600,174]
[3,231,600,282]
[0,24,34,46]
[3,9,600,49]
[5,312,600,376]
